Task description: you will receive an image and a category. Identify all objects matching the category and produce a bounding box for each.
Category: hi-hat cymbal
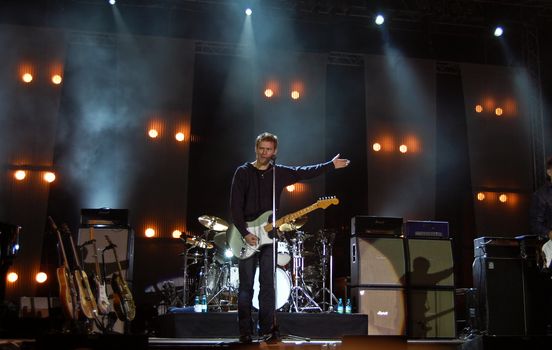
[198,215,229,231]
[279,216,308,232]
[182,236,214,249]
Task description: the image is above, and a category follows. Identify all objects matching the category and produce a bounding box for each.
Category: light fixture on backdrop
[14,170,27,181]
[35,272,48,284]
[145,227,155,238]
[7,272,18,283]
[43,172,56,183]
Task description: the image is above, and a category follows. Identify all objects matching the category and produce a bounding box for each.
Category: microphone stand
[270,156,280,339]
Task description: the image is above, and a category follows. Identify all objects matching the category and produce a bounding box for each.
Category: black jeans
[238,244,275,336]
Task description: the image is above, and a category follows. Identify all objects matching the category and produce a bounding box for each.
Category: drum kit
[179,214,338,312]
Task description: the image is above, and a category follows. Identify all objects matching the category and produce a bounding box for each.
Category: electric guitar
[227,196,339,260]
[63,223,98,320]
[105,235,136,321]
[89,226,110,314]
[49,217,77,320]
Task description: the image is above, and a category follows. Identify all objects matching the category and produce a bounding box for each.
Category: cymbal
[279,216,308,232]
[198,215,229,231]
[183,236,214,249]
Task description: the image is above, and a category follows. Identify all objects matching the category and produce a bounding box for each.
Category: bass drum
[252,267,291,310]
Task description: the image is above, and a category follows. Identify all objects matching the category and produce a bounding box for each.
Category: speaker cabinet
[351,237,406,286]
[473,256,525,335]
[407,238,454,287]
[408,289,456,338]
[351,287,406,335]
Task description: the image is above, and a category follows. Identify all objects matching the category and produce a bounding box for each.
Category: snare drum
[252,267,291,310]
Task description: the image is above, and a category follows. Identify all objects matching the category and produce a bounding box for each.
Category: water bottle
[194,296,201,313]
[345,298,352,314]
[201,294,207,313]
[337,298,344,314]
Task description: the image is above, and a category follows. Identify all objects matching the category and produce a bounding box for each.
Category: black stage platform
[156,312,369,339]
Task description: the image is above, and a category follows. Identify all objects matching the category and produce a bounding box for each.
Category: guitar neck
[64,224,84,271]
[105,236,126,282]
[89,227,102,278]
[264,202,321,232]
[49,217,71,271]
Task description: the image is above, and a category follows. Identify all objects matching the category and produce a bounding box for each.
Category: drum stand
[315,236,338,312]
[207,262,236,310]
[289,232,322,312]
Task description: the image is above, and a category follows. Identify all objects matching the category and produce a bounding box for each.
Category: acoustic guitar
[63,223,98,320]
[48,217,76,320]
[105,235,135,321]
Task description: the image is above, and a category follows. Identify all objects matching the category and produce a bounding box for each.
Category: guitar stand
[206,263,236,310]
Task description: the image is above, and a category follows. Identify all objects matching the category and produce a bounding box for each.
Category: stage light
[172,230,182,239]
[35,272,48,284]
[43,172,56,183]
[475,104,483,113]
[108,0,116,5]
[22,73,33,83]
[264,88,274,98]
[175,132,185,142]
[495,107,503,116]
[494,26,504,37]
[7,272,18,283]
[499,194,508,203]
[225,249,234,258]
[375,14,385,25]
[14,170,26,181]
[399,144,408,153]
[291,90,300,100]
[51,74,62,85]
[245,8,252,16]
[372,143,382,152]
[286,184,295,192]
[148,129,159,139]
[145,228,155,237]
[477,192,485,201]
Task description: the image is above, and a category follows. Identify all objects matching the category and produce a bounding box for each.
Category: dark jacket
[230,161,333,238]
[529,182,552,239]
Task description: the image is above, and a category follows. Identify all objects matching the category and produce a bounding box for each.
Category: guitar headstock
[317,196,339,209]
[61,223,72,235]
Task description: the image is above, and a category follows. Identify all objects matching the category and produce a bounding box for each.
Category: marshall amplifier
[473,237,520,259]
[405,220,449,239]
[351,216,403,237]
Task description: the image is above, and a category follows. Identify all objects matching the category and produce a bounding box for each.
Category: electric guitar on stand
[227,196,339,260]
[105,235,135,321]
[49,217,77,320]
[63,223,98,320]
[89,226,110,314]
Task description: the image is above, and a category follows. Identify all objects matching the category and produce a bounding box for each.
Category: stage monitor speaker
[472,256,525,336]
[407,238,454,287]
[351,236,405,286]
[408,289,456,338]
[351,287,406,335]
[77,227,134,283]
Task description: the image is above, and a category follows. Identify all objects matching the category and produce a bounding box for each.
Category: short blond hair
[255,132,278,149]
